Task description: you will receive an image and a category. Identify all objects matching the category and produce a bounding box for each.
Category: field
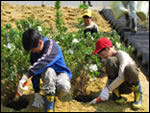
[1,2,149,112]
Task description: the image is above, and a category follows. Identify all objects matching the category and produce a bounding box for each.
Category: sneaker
[132,26,137,33]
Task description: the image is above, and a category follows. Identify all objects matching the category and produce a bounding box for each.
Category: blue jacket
[26,37,72,80]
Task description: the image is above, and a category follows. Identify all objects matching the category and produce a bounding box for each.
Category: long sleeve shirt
[108,50,134,91]
[26,37,72,80]
[81,21,99,34]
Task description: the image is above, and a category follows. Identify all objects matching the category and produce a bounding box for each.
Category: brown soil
[1,2,149,112]
[1,2,111,33]
[1,72,149,112]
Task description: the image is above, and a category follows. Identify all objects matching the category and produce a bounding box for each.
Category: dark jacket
[26,37,72,80]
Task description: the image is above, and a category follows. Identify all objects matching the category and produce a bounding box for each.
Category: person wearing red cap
[90,37,142,109]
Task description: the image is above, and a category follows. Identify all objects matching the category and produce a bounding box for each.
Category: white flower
[68,49,74,54]
[38,26,42,32]
[72,38,79,43]
[91,36,94,40]
[89,64,98,72]
[4,43,15,52]
[116,42,121,48]
[56,41,59,44]
[7,43,15,50]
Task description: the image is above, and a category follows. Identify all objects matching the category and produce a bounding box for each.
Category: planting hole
[74,95,94,103]
[5,96,29,110]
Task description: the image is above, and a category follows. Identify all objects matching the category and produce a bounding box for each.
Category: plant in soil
[1,1,135,106]
[55,1,67,33]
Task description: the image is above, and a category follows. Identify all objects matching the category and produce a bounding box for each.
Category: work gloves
[100,87,110,101]
[17,75,28,96]
[89,87,110,105]
[32,93,45,108]
[18,75,44,108]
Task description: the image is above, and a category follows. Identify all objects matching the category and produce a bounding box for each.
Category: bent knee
[56,83,71,97]
[124,64,138,76]
[57,80,71,93]
[56,73,71,95]
[124,64,139,84]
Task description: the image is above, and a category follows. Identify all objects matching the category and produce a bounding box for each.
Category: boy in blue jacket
[17,29,72,112]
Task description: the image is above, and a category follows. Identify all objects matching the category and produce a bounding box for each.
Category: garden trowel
[13,81,27,101]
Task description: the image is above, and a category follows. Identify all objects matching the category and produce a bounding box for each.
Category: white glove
[17,75,28,96]
[32,93,45,108]
[100,87,110,101]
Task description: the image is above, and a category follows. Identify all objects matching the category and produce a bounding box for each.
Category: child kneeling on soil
[90,37,142,109]
[81,9,99,36]
[17,29,72,112]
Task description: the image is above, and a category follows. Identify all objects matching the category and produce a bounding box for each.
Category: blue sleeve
[26,39,58,77]
[31,75,40,93]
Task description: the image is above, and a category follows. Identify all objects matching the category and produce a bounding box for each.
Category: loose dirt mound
[1,2,111,32]
[1,72,149,112]
[1,2,149,112]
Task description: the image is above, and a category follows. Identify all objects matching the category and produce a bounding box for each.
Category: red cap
[92,37,112,55]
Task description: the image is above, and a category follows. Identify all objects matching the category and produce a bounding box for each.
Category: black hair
[83,15,91,18]
[98,48,106,54]
[22,29,43,51]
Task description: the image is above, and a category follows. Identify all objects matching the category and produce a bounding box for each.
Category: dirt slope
[1,2,111,32]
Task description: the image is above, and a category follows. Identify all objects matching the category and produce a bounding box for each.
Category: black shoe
[132,18,137,33]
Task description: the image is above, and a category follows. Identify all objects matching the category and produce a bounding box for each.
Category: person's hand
[99,87,110,101]
[17,75,28,96]
[32,93,45,108]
